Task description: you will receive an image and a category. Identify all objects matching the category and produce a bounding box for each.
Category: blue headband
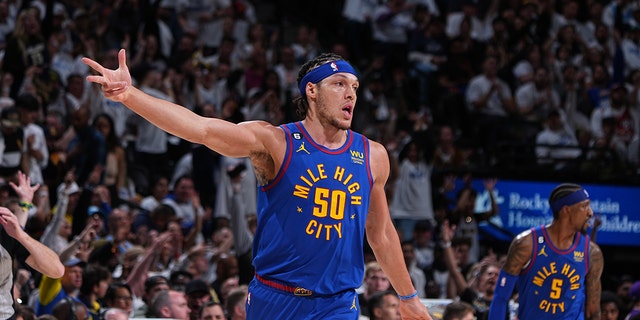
[550,188,590,213]
[298,60,358,96]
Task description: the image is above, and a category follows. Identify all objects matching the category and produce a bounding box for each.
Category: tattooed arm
[585,242,603,320]
[501,230,533,275]
[488,230,532,319]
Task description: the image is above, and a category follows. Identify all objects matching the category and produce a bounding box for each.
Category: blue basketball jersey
[516,225,590,319]
[252,122,373,295]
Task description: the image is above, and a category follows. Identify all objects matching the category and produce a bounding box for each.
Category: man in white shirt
[16,93,48,185]
[515,66,561,142]
[535,110,581,169]
[466,56,515,163]
[127,65,172,188]
[342,0,377,65]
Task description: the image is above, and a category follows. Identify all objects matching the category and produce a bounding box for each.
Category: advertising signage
[462,179,640,247]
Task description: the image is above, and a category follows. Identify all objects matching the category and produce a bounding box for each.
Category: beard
[580,220,590,235]
[316,96,352,130]
[327,117,351,130]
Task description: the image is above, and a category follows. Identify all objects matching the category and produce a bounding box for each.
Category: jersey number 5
[550,279,563,299]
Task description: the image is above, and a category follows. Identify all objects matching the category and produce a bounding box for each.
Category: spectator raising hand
[8,170,39,227]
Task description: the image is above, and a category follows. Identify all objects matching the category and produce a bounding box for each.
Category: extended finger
[0,210,8,223]
[118,48,128,70]
[82,57,105,74]
[86,75,106,85]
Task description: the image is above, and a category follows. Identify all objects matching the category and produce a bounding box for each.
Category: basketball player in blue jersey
[488,183,604,320]
[83,50,431,319]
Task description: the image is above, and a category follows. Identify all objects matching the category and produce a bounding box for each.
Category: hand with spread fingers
[82,49,132,102]
[9,171,39,203]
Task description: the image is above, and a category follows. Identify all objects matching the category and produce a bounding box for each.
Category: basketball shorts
[246,277,360,319]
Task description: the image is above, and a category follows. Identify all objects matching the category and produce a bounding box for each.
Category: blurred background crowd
[1,0,640,319]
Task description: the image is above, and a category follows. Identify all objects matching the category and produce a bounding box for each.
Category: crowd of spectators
[0,0,639,319]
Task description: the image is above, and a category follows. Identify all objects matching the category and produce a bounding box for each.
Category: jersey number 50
[313,187,346,220]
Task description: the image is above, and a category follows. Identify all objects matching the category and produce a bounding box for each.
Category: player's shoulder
[365,139,390,164]
[239,120,286,140]
[502,228,535,272]
[515,227,534,241]
[511,228,535,250]
[239,119,282,131]
[589,240,603,257]
[365,138,387,154]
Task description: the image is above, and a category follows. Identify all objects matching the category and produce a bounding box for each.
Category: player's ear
[560,205,571,217]
[306,82,317,98]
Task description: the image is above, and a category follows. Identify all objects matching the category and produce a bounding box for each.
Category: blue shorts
[246,278,360,319]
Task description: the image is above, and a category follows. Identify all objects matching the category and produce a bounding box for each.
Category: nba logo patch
[331,62,338,71]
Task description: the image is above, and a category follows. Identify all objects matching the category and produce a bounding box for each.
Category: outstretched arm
[585,242,603,320]
[82,49,275,159]
[0,208,64,278]
[365,141,431,320]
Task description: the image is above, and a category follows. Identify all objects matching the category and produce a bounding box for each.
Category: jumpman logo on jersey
[538,245,548,257]
[350,296,358,310]
[296,142,310,154]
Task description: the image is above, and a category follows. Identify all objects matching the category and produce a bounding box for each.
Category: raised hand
[82,49,132,102]
[0,207,22,239]
[9,171,39,203]
[441,219,456,243]
[79,218,100,242]
[151,231,173,251]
